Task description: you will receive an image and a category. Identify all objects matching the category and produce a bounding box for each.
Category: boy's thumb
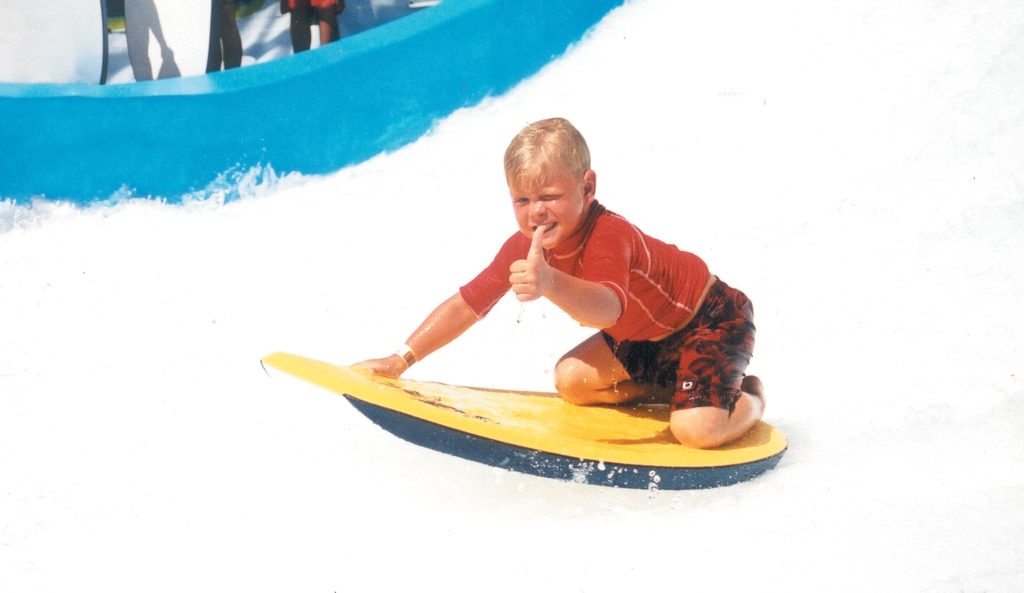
[529,224,549,259]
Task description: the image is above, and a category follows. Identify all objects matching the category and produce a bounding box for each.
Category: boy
[357,118,764,449]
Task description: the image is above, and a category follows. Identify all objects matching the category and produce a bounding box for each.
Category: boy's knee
[553,357,596,405]
[669,408,731,449]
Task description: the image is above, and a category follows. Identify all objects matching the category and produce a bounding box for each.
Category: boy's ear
[583,169,597,200]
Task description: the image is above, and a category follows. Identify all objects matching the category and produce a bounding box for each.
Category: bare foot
[741,375,765,411]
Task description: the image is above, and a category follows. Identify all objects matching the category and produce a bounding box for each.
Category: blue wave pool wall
[0,0,626,204]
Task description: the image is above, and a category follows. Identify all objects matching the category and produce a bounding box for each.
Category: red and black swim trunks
[602,278,755,413]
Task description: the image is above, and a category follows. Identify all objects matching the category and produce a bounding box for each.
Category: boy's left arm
[509,225,622,329]
[544,270,623,329]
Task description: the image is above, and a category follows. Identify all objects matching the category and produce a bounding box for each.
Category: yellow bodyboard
[262,352,787,489]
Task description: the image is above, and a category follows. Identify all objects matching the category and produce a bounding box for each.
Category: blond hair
[503,118,591,190]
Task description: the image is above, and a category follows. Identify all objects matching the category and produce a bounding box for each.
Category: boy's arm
[509,225,623,329]
[354,292,479,378]
[543,270,622,329]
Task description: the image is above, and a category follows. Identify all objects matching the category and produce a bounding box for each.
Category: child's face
[509,165,596,250]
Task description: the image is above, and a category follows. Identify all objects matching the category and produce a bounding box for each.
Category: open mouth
[532,222,557,233]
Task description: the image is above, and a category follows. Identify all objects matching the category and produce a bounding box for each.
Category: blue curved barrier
[0,0,625,204]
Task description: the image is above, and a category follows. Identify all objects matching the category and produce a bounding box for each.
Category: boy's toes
[741,375,764,403]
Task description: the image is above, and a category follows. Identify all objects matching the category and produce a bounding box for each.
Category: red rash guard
[459,201,711,342]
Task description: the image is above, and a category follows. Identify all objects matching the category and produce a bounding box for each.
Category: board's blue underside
[345,396,786,490]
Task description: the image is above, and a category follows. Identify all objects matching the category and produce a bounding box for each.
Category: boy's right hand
[509,224,554,302]
[353,355,408,378]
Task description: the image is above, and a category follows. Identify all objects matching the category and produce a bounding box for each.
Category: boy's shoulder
[596,207,629,226]
[592,207,639,238]
[492,229,531,261]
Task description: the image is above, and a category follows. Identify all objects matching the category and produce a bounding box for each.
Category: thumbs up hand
[509,224,554,302]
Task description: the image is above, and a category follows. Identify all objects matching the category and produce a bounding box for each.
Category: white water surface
[2,0,1023,590]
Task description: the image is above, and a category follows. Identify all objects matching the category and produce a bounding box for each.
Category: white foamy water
[2,0,1023,590]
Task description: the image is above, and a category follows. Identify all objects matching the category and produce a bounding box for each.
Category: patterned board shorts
[602,278,755,414]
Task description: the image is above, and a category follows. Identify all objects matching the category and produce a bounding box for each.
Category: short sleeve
[458,233,529,317]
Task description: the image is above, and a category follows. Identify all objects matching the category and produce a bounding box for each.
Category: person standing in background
[209,0,243,71]
[221,1,244,68]
[282,0,345,53]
